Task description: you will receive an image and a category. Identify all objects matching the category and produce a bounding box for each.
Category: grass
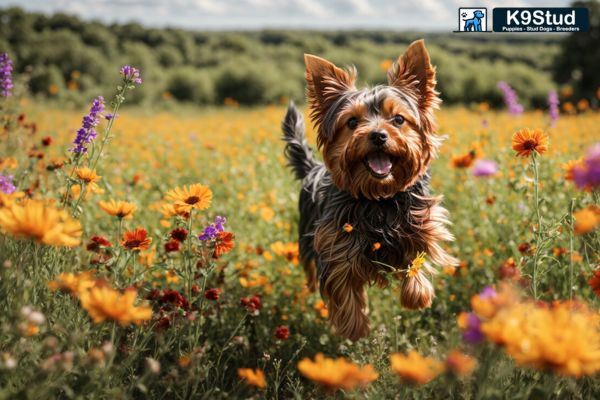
[0,78,599,399]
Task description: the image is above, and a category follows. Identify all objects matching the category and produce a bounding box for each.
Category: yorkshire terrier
[282,40,458,341]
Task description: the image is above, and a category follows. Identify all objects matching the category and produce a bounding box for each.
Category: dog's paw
[400,271,434,309]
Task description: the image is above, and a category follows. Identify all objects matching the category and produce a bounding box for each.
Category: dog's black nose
[369,130,388,146]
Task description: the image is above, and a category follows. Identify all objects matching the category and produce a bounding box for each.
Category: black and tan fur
[282,40,458,341]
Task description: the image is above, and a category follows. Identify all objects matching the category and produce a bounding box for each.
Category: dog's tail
[282,102,318,181]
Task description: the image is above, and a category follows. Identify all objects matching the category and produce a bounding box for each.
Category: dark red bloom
[41,136,52,147]
[148,289,190,311]
[86,235,112,252]
[164,239,180,253]
[275,325,290,340]
[240,295,262,312]
[191,284,200,295]
[204,288,221,300]
[498,257,520,281]
[518,242,534,255]
[170,228,188,243]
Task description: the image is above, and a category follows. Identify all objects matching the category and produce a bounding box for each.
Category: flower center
[185,196,200,205]
[125,239,142,248]
[522,139,538,150]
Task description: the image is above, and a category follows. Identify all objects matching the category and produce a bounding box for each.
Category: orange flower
[237,368,266,389]
[48,271,96,295]
[121,227,152,251]
[98,199,136,219]
[389,351,444,384]
[573,205,600,235]
[445,350,477,377]
[79,286,152,326]
[297,353,378,391]
[213,231,234,259]
[512,128,548,157]
[165,183,212,213]
[451,152,476,168]
[270,241,299,264]
[343,223,353,233]
[562,158,583,182]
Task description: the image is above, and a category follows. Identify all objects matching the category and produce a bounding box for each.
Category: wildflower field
[0,62,599,399]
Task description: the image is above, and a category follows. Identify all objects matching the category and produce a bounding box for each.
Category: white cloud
[0,0,573,30]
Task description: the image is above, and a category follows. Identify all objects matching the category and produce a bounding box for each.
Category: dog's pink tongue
[367,153,392,175]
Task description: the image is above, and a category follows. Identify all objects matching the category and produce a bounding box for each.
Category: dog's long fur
[282,40,458,341]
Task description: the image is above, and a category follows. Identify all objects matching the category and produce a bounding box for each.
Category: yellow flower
[389,351,444,384]
[165,183,212,213]
[0,200,82,247]
[237,368,266,389]
[512,128,548,157]
[407,252,427,278]
[98,199,136,219]
[48,271,96,295]
[297,353,378,391]
[79,286,152,326]
[343,223,353,233]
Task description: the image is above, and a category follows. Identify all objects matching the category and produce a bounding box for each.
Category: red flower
[589,269,600,298]
[240,295,262,312]
[275,325,290,340]
[149,289,190,310]
[170,228,188,242]
[164,239,180,253]
[204,288,221,301]
[86,235,112,252]
[213,231,234,259]
[498,257,520,281]
[517,242,534,256]
[41,136,52,146]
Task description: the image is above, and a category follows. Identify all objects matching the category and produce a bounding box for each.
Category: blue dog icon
[463,10,485,31]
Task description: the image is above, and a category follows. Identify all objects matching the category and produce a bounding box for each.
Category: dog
[463,10,485,31]
[282,40,458,341]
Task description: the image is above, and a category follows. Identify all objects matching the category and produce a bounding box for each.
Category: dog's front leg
[314,221,370,341]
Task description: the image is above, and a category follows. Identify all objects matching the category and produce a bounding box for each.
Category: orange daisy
[121,227,152,251]
[237,368,266,389]
[512,128,548,157]
[165,184,212,213]
[99,199,136,219]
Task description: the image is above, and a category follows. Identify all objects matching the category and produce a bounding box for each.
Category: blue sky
[0,0,571,30]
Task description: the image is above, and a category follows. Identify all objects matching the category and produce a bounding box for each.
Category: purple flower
[472,159,498,177]
[104,113,117,121]
[0,53,14,97]
[497,81,524,116]
[70,96,105,154]
[0,174,16,194]
[462,313,484,344]
[573,143,600,190]
[479,286,497,300]
[120,65,142,85]
[199,216,227,241]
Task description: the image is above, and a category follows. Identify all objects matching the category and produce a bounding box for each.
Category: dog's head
[474,10,485,18]
[304,40,442,200]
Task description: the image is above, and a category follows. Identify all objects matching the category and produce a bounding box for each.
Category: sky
[0,0,572,31]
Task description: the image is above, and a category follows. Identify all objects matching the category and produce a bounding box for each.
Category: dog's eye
[393,115,405,126]
[347,117,358,130]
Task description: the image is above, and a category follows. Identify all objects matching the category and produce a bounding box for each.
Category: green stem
[531,153,543,299]
[569,198,575,300]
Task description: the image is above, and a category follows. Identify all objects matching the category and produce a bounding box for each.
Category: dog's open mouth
[364,152,394,179]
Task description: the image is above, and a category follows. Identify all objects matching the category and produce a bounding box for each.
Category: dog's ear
[304,54,356,130]
[387,40,440,131]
